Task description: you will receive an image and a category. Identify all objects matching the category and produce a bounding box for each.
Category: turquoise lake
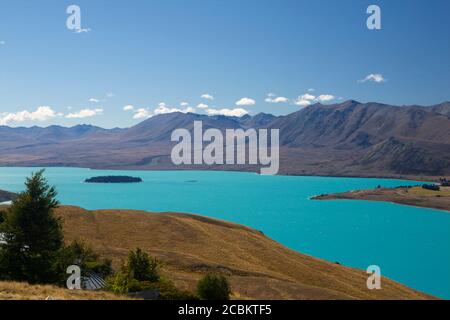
[0,167,449,299]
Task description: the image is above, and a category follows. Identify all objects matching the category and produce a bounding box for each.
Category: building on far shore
[422,184,440,191]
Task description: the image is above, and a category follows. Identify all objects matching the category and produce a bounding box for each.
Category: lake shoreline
[312,186,450,212]
[0,164,439,183]
[0,189,17,203]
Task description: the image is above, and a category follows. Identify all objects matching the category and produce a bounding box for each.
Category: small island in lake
[84,176,143,184]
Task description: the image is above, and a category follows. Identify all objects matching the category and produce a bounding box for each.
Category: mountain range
[1,100,449,179]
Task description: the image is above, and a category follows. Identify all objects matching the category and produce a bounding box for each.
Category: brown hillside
[57,206,434,300]
[0,281,131,300]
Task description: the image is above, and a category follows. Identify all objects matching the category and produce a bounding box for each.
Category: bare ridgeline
[0,100,449,179]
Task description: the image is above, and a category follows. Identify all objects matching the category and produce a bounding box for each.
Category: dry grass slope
[57,206,434,300]
[0,281,130,300]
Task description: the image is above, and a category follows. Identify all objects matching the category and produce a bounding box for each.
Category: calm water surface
[0,167,449,299]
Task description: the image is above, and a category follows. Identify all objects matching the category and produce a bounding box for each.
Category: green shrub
[137,278,198,300]
[105,264,137,295]
[127,248,159,282]
[197,273,231,300]
[105,249,197,300]
[54,240,112,284]
[105,248,159,295]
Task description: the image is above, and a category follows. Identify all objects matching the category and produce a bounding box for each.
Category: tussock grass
[57,206,435,300]
[0,204,436,300]
[0,281,132,300]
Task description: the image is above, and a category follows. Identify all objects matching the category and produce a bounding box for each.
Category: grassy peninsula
[313,186,450,212]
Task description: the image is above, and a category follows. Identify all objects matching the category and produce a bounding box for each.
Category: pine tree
[0,170,63,284]
[127,248,159,282]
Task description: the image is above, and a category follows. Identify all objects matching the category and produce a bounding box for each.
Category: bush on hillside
[105,264,137,295]
[54,240,113,284]
[197,273,231,300]
[131,277,198,300]
[127,248,159,282]
[105,248,159,295]
[105,248,197,300]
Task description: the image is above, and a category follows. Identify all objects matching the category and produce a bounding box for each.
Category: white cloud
[294,99,312,107]
[133,108,152,119]
[317,94,335,102]
[180,102,190,107]
[75,27,91,34]
[154,102,194,115]
[0,106,58,125]
[206,108,249,117]
[123,105,135,111]
[0,41,5,45]
[201,93,214,101]
[272,97,289,103]
[66,108,103,119]
[307,88,315,92]
[89,98,100,103]
[106,92,115,98]
[294,92,336,107]
[265,93,289,104]
[294,94,315,106]
[196,103,209,109]
[198,103,245,116]
[125,102,195,120]
[359,73,386,83]
[236,97,256,106]
[300,93,316,101]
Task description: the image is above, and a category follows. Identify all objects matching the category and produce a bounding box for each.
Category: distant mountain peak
[253,112,274,117]
[0,100,449,177]
[340,99,362,107]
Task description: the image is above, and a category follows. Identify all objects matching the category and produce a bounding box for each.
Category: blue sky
[0,0,449,128]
